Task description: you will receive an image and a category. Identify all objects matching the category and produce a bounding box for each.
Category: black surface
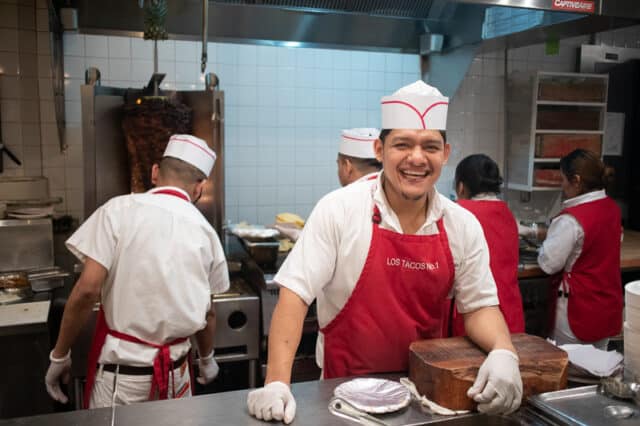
[606,60,640,230]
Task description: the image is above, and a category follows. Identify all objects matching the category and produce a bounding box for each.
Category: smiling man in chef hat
[247,81,522,424]
[45,134,230,409]
[336,128,382,186]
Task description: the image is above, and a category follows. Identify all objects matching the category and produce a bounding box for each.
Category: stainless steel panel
[181,89,225,235]
[579,44,640,73]
[0,374,547,425]
[77,0,424,53]
[0,219,54,272]
[81,84,129,219]
[81,82,225,236]
[528,385,640,426]
[212,279,259,362]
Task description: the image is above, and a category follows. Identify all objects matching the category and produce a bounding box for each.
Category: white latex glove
[45,350,71,404]
[518,223,537,239]
[247,381,296,424]
[196,350,219,385]
[467,349,522,415]
[273,223,301,242]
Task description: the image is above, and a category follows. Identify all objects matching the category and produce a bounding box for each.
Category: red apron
[552,197,622,342]
[83,188,194,408]
[321,204,455,379]
[450,200,525,336]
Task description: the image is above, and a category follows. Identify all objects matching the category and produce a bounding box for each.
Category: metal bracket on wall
[0,102,23,173]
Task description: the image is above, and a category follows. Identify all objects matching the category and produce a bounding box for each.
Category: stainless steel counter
[0,375,550,425]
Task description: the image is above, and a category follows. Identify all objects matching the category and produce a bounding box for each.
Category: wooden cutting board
[409,333,568,411]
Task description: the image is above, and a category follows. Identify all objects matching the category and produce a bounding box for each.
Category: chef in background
[534,149,622,349]
[337,128,382,186]
[450,154,525,336]
[247,81,522,424]
[45,134,230,408]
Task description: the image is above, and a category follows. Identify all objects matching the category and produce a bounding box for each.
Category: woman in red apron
[450,154,525,336]
[537,149,622,349]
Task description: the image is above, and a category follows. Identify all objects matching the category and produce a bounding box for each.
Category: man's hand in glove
[467,349,523,414]
[247,381,296,424]
[45,350,72,404]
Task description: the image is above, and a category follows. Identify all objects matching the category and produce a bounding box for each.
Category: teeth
[402,171,425,177]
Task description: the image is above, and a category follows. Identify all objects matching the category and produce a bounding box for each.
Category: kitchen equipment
[0,271,29,289]
[233,235,320,382]
[333,378,411,414]
[81,71,225,236]
[409,333,569,411]
[0,219,54,272]
[0,177,49,201]
[27,267,70,292]
[0,300,52,417]
[211,275,260,387]
[600,376,640,401]
[239,236,280,269]
[328,397,390,426]
[528,385,639,426]
[624,281,640,380]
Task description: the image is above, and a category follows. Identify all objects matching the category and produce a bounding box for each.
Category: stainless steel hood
[75,1,640,54]
[71,0,640,100]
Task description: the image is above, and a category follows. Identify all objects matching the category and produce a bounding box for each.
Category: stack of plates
[624,281,640,380]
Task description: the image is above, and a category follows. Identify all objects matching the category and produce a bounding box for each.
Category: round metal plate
[333,378,411,414]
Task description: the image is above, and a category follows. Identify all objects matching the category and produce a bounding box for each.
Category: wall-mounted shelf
[506,71,608,192]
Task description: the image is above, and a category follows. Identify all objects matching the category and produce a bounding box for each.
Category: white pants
[552,297,609,350]
[89,362,192,408]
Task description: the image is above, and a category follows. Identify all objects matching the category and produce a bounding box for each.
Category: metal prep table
[0,375,549,426]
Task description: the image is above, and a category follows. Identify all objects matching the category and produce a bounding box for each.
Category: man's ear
[345,158,354,176]
[151,164,160,185]
[443,142,451,165]
[193,179,207,201]
[374,138,383,163]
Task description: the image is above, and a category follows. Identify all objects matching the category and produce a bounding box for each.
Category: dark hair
[159,156,207,184]
[559,149,614,193]
[455,154,503,196]
[378,129,447,144]
[338,153,382,172]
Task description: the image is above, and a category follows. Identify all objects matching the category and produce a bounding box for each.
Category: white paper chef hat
[381,80,449,130]
[163,134,217,176]
[339,128,380,159]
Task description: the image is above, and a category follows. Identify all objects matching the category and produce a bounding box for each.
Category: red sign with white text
[551,0,595,13]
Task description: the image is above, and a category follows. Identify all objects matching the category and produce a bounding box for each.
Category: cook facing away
[534,149,622,349]
[336,127,382,186]
[247,81,523,424]
[45,134,230,408]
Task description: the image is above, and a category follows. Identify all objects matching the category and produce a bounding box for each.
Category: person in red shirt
[451,154,525,336]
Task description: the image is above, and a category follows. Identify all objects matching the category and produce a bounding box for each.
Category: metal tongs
[600,376,640,404]
[328,397,390,426]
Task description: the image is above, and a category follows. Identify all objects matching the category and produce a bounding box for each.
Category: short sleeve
[538,214,581,275]
[209,234,230,294]
[274,194,341,305]
[65,199,121,270]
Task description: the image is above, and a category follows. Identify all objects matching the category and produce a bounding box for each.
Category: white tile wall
[3,16,639,223]
[56,35,419,223]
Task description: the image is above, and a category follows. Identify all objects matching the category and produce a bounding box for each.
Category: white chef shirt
[353,171,381,184]
[275,174,499,368]
[470,192,500,201]
[537,189,607,280]
[66,186,230,366]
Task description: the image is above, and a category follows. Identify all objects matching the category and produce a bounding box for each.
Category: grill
[212,276,260,387]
